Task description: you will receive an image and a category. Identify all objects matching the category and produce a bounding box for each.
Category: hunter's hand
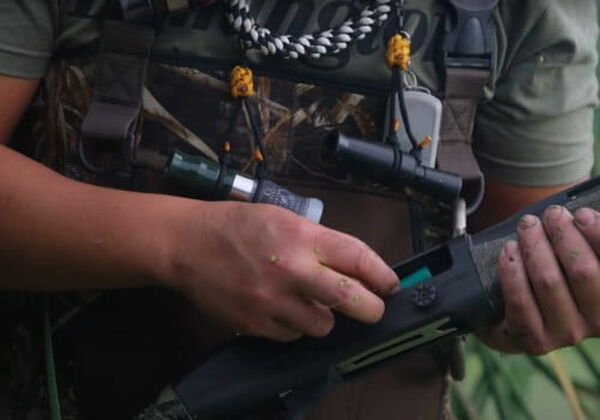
[164,201,399,342]
[479,206,600,354]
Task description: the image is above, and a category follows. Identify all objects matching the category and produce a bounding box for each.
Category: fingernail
[575,208,597,228]
[518,215,538,230]
[544,205,564,221]
[390,281,401,294]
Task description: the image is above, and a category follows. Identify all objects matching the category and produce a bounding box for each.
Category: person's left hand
[478,205,600,354]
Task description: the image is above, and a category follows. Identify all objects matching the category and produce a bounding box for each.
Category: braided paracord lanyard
[385,0,430,160]
[225,0,392,59]
[225,1,395,178]
[227,65,270,178]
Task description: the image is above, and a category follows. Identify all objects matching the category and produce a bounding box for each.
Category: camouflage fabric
[135,388,193,420]
[141,62,389,189]
[137,401,192,420]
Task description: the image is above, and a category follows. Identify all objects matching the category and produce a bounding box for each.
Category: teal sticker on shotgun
[400,266,432,289]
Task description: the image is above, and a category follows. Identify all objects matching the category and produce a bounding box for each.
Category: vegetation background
[450,18,600,420]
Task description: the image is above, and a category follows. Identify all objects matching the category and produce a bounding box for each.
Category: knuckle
[353,246,374,277]
[561,332,583,346]
[501,258,520,276]
[534,271,563,293]
[271,209,309,238]
[294,221,314,240]
[250,289,280,319]
[323,272,354,304]
[277,225,305,245]
[331,281,352,305]
[506,293,530,314]
[570,258,597,282]
[563,328,585,347]
[504,322,549,355]
[315,264,332,284]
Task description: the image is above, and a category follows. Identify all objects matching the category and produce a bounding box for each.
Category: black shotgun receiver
[172,177,600,419]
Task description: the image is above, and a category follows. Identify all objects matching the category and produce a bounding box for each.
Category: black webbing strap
[79,20,155,172]
[438,0,497,213]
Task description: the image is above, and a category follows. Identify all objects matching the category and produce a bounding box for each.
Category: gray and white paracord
[225,0,392,59]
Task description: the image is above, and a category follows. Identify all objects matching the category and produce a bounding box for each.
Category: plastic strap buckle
[442,0,498,70]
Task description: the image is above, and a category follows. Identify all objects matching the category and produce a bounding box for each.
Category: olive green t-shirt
[0,0,597,186]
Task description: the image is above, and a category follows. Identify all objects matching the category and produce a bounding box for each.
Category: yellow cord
[386,33,411,71]
[253,147,264,162]
[230,65,255,98]
[419,136,432,148]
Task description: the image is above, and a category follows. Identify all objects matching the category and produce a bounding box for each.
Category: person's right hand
[162,201,400,342]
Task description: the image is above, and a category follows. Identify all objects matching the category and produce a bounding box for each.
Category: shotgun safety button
[412,283,437,308]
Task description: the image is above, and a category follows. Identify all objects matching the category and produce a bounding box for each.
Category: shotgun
[172,176,600,419]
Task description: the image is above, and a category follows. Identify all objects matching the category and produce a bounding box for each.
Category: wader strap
[80,20,155,148]
[438,67,488,181]
[438,0,497,211]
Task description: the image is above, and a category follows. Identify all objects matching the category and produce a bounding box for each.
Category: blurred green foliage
[452,338,600,420]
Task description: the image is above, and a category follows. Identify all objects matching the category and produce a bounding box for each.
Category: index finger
[313,229,399,295]
[290,262,386,324]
